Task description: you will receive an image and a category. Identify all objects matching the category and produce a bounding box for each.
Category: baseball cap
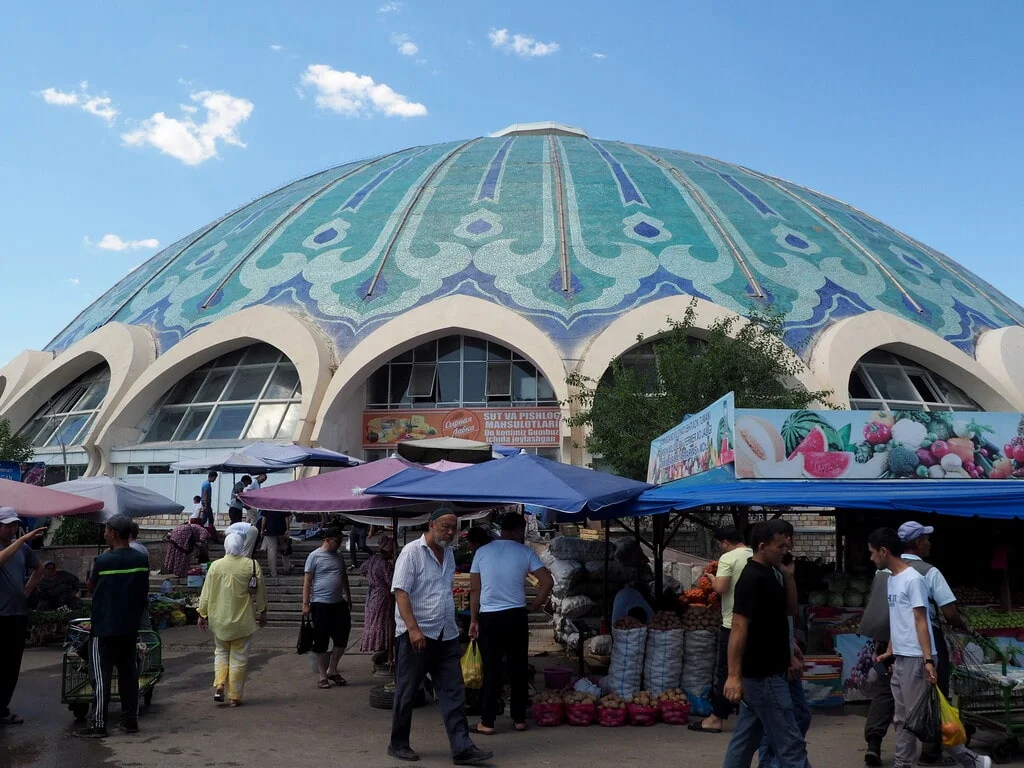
[106,514,133,539]
[0,507,21,525]
[898,521,934,542]
[322,525,343,541]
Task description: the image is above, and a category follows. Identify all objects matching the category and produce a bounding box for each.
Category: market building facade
[2,122,1023,523]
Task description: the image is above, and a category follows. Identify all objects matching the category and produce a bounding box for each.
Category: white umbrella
[49,476,184,523]
[170,451,296,473]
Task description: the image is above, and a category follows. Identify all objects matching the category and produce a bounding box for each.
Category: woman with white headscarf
[198,533,267,706]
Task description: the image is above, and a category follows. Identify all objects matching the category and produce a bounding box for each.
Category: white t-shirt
[191,503,202,518]
[887,566,936,658]
[902,554,956,625]
[470,539,545,613]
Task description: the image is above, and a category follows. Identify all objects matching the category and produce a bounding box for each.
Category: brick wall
[666,512,836,564]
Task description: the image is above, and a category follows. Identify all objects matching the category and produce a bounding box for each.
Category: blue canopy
[366,453,653,515]
[628,466,1024,520]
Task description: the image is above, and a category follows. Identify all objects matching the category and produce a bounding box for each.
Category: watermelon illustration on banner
[733,409,1024,480]
[647,393,735,484]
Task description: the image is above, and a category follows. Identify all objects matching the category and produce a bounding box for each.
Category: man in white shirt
[389,507,492,766]
[469,512,553,734]
[869,528,989,768]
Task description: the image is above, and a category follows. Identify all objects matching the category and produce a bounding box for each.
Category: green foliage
[566,299,834,481]
[51,517,106,546]
[0,418,33,462]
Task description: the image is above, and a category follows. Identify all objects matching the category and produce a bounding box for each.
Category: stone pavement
[1,644,1016,768]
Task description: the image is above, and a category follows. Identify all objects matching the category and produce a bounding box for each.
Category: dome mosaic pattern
[48,132,1024,360]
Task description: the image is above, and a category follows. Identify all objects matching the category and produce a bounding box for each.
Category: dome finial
[490,121,588,138]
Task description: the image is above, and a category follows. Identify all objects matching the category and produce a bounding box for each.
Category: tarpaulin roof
[366,453,653,515]
[1,479,105,518]
[627,466,1024,519]
[237,442,361,468]
[49,476,184,523]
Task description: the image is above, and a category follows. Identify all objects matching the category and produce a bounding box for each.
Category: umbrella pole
[388,507,399,670]
[603,519,610,626]
[653,514,665,602]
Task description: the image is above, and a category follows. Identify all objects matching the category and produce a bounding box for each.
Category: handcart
[948,631,1024,764]
[61,618,164,721]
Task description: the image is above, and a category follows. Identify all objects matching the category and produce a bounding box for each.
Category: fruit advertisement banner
[363,408,562,448]
[647,393,735,484]
[734,408,1024,480]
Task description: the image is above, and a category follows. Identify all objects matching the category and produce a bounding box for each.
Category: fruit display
[809,573,870,609]
[614,616,645,630]
[681,561,720,608]
[648,610,684,631]
[953,586,995,606]
[597,694,629,727]
[657,689,693,724]
[963,608,1024,630]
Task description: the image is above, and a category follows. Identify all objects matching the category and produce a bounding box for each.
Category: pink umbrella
[239,457,438,513]
[0,478,105,518]
[425,460,473,472]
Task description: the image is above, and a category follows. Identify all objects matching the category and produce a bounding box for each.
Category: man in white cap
[0,508,44,725]
[388,505,492,765]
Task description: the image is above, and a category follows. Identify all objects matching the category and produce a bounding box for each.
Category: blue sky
[2,1,1022,366]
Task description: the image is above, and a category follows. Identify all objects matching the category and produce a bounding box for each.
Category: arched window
[141,344,302,442]
[599,337,706,391]
[18,364,110,448]
[848,350,979,411]
[365,336,558,409]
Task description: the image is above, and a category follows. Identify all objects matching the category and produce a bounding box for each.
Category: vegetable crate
[949,632,1024,763]
[60,618,164,721]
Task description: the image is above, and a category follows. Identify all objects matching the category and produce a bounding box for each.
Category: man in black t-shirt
[75,515,150,739]
[721,522,811,768]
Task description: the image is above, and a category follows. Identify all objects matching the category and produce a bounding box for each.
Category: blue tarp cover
[628,466,1024,519]
[366,453,652,514]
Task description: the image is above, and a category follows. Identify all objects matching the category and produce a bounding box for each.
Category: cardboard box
[580,528,601,541]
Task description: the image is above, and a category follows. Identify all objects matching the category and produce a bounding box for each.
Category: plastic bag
[644,627,685,694]
[597,705,628,727]
[566,701,596,725]
[937,688,967,747]
[627,702,659,726]
[607,626,647,698]
[532,700,564,726]
[296,615,314,655]
[659,698,692,725]
[906,684,940,745]
[461,640,484,689]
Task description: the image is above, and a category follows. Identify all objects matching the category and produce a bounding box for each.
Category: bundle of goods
[531,691,565,727]
[680,627,717,716]
[597,694,628,727]
[644,611,685,695]
[625,691,660,726]
[657,688,692,724]
[679,560,720,609]
[607,616,647,698]
[808,573,870,609]
[563,691,598,725]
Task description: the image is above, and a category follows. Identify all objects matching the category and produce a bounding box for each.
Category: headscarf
[377,533,397,559]
[223,533,244,557]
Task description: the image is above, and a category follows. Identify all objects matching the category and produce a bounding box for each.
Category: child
[190,495,202,521]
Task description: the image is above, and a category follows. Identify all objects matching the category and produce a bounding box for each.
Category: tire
[991,739,1016,765]
[369,684,394,710]
[71,704,90,721]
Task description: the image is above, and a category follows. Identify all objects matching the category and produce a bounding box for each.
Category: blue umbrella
[365,453,652,515]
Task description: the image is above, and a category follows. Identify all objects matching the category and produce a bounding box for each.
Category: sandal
[513,723,528,732]
[317,679,331,689]
[0,713,24,725]
[213,688,225,703]
[327,674,347,686]
[470,724,496,736]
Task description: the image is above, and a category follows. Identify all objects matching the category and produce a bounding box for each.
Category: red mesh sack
[565,701,596,726]
[627,703,659,726]
[659,699,692,725]
[531,701,564,727]
[597,705,628,727]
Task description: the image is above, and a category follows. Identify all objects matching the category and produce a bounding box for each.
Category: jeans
[0,615,28,716]
[722,674,811,768]
[89,633,139,730]
[478,608,529,727]
[709,627,734,719]
[757,676,812,768]
[349,525,372,567]
[391,633,474,758]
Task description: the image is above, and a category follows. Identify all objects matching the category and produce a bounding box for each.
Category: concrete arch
[94,306,335,473]
[0,350,57,411]
[976,326,1024,410]
[312,295,571,453]
[0,324,157,473]
[808,310,1020,411]
[574,295,829,396]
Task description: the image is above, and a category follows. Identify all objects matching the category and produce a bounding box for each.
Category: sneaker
[865,741,881,767]
[119,720,139,734]
[387,745,420,762]
[73,726,108,738]
[973,757,992,768]
[453,746,493,765]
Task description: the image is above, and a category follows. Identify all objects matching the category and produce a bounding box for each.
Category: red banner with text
[363,408,562,448]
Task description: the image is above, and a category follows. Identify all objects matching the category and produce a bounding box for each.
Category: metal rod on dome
[548,135,572,294]
[363,138,480,299]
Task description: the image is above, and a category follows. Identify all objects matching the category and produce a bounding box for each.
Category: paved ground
[1,640,1019,768]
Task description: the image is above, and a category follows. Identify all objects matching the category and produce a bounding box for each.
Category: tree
[0,418,33,462]
[566,298,834,482]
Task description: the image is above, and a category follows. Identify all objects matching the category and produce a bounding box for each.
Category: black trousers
[0,615,28,716]
[478,608,529,727]
[391,633,473,757]
[349,526,372,566]
[90,633,139,730]
[709,626,734,720]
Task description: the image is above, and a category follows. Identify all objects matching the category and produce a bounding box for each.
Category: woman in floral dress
[359,534,396,653]
[163,520,211,577]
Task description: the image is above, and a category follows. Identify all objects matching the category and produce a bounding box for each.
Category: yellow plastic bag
[937,688,967,747]
[461,640,483,689]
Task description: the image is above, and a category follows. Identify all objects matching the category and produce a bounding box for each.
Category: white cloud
[93,234,161,251]
[299,64,427,118]
[270,43,284,52]
[39,82,119,124]
[378,1,403,12]
[592,52,607,59]
[67,277,80,286]
[121,90,254,165]
[488,28,559,57]
[391,33,418,56]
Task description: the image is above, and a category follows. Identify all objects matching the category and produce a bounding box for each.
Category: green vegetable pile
[963,608,1024,630]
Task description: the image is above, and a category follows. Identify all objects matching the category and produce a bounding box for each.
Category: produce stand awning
[49,476,184,523]
[628,466,1024,519]
[1,478,105,518]
[366,452,652,515]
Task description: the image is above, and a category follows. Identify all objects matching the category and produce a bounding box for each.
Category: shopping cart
[948,631,1024,764]
[60,618,164,721]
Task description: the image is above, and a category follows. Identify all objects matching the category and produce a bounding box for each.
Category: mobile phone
[782,552,794,566]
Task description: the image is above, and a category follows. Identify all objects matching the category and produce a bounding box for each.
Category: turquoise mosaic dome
[48,125,1024,360]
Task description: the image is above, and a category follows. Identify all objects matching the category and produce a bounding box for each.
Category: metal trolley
[60,618,164,721]
[949,632,1024,764]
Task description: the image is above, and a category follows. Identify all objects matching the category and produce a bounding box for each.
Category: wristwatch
[923,659,935,666]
